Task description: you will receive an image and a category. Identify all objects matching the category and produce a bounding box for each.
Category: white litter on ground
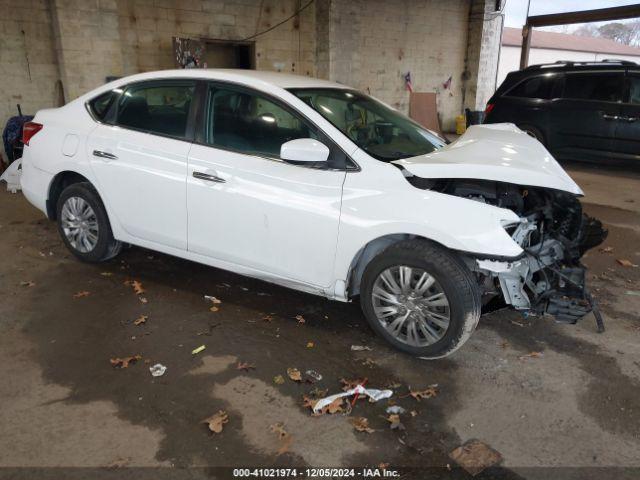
[312,384,393,413]
[149,363,167,377]
[0,159,22,193]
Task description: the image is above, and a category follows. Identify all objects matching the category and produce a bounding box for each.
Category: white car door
[87,80,197,250]
[187,84,347,289]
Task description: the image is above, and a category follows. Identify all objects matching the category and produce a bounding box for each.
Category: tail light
[484,103,495,116]
[22,122,43,146]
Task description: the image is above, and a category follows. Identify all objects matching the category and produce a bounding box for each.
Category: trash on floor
[0,159,22,193]
[386,405,406,414]
[304,369,322,382]
[351,345,373,351]
[149,363,167,377]
[202,410,228,434]
[191,345,206,355]
[449,439,503,476]
[110,354,142,369]
[311,384,393,414]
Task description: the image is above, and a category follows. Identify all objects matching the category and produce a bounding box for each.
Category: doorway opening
[204,40,255,69]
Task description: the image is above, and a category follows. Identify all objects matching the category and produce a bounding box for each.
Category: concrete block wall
[50,0,317,101]
[0,0,501,148]
[0,0,62,156]
[326,0,472,132]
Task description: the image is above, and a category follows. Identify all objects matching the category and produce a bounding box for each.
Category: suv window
[508,75,556,99]
[115,81,195,138]
[89,91,117,121]
[562,73,623,102]
[205,86,317,158]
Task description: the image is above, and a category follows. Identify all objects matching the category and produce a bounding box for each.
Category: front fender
[333,157,522,284]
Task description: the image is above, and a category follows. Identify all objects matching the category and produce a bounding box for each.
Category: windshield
[289,88,445,160]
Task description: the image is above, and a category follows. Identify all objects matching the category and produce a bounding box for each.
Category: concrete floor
[0,165,639,478]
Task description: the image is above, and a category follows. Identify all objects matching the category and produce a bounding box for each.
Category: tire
[519,124,545,145]
[56,182,122,262]
[360,239,481,358]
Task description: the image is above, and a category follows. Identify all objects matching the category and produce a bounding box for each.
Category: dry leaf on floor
[287,367,302,382]
[237,361,256,372]
[378,463,390,470]
[518,351,543,361]
[124,280,145,295]
[617,258,638,267]
[110,354,142,368]
[210,306,219,312]
[269,423,292,455]
[100,272,113,277]
[263,314,274,322]
[138,297,148,304]
[386,413,404,430]
[302,395,343,415]
[340,377,367,392]
[449,439,502,476]
[204,295,222,304]
[20,281,36,287]
[408,385,438,401]
[73,291,91,298]
[202,410,228,434]
[133,315,148,326]
[295,315,305,324]
[306,341,314,348]
[410,410,418,417]
[273,374,285,385]
[350,417,374,433]
[598,246,613,253]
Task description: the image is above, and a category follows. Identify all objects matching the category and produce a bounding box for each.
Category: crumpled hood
[392,123,583,195]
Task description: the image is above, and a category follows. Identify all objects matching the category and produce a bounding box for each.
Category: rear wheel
[360,240,481,358]
[56,183,122,262]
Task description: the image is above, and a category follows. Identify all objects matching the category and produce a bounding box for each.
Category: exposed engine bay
[406,175,608,327]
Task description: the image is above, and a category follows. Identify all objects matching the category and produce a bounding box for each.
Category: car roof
[106,69,350,90]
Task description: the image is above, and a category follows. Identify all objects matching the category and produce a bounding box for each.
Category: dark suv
[484,60,640,167]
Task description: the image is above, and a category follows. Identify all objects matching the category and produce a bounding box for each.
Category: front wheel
[360,240,481,358]
[56,182,122,262]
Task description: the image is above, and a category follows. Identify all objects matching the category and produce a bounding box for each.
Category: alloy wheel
[371,265,450,347]
[60,196,99,253]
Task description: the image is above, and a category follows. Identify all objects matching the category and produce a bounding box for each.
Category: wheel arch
[47,171,94,220]
[345,233,450,298]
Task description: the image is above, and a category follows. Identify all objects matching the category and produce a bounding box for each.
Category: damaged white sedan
[15,70,606,358]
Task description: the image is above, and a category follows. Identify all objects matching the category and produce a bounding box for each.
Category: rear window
[562,73,623,102]
[507,75,556,99]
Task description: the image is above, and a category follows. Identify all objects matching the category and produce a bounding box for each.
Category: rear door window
[508,75,556,99]
[115,81,196,139]
[562,73,623,102]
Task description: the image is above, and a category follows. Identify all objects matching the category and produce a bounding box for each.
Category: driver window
[205,86,317,158]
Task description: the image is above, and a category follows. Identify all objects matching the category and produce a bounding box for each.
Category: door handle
[601,113,619,121]
[93,150,117,160]
[193,171,225,183]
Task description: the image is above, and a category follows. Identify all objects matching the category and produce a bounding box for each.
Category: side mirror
[280,138,330,163]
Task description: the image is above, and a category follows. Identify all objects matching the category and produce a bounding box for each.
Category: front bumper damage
[471,213,608,330]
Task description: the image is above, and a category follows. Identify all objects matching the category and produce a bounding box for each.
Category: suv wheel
[56,182,122,262]
[360,240,481,358]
